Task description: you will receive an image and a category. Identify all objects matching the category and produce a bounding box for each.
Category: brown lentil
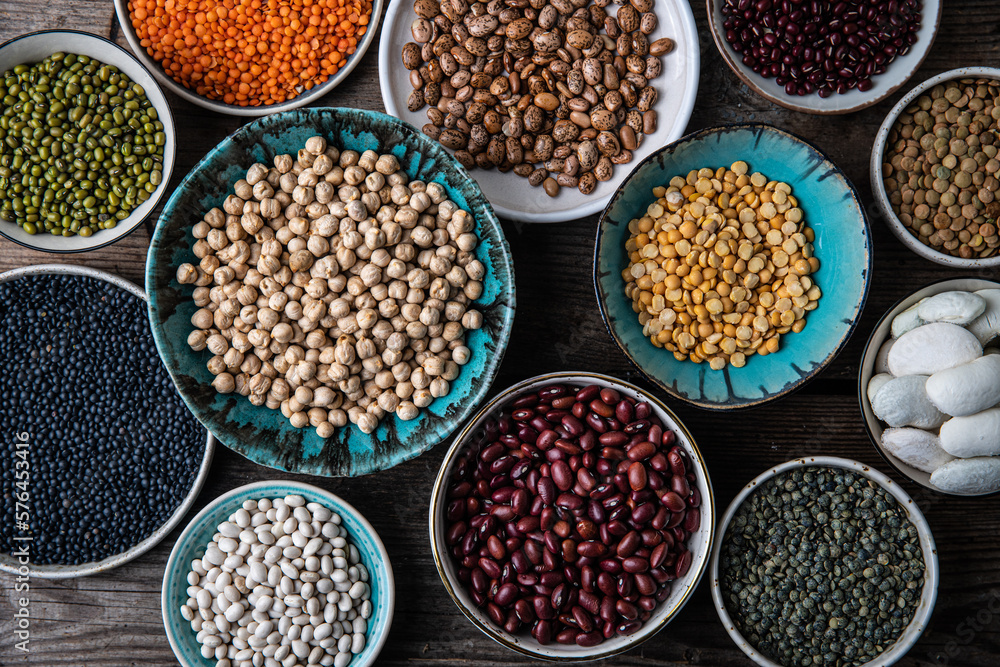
[621,162,822,370]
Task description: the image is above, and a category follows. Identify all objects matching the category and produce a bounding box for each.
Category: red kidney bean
[599,388,620,404]
[632,502,655,525]
[533,619,553,644]
[529,495,544,517]
[539,385,566,400]
[504,610,520,634]
[488,535,506,560]
[615,400,633,424]
[683,507,701,533]
[561,414,585,437]
[688,488,701,508]
[536,477,556,505]
[575,385,600,402]
[589,399,614,418]
[553,521,570,539]
[616,599,639,620]
[634,402,652,419]
[670,474,690,498]
[577,519,598,541]
[622,557,648,574]
[598,431,629,447]
[572,605,594,633]
[599,595,617,623]
[534,595,555,620]
[556,492,584,511]
[628,462,648,491]
[661,491,686,513]
[577,540,607,558]
[551,395,575,409]
[675,550,692,578]
[638,596,656,612]
[529,416,550,434]
[584,412,608,433]
[555,439,582,456]
[512,394,538,409]
[487,601,505,625]
[578,430,598,452]
[624,419,649,435]
[515,598,535,624]
[576,630,603,647]
[551,461,573,491]
[616,530,640,559]
[555,628,577,644]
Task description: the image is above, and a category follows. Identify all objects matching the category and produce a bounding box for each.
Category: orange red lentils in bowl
[127,0,372,107]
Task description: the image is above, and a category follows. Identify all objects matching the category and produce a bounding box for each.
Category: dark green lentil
[0,274,205,565]
[0,52,164,237]
[719,466,925,667]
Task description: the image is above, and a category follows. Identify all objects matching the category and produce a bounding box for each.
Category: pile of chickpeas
[622,162,822,370]
[177,136,485,436]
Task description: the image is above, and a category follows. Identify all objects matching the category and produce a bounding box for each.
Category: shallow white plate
[706,0,941,115]
[379,2,700,222]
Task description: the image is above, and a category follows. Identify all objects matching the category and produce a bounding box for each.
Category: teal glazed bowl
[162,481,394,667]
[146,108,516,476]
[594,124,871,410]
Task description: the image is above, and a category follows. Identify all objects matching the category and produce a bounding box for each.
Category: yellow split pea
[621,162,822,371]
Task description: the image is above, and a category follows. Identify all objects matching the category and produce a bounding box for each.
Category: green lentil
[0,52,165,237]
[719,466,925,667]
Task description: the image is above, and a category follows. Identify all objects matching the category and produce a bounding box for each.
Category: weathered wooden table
[1,1,998,665]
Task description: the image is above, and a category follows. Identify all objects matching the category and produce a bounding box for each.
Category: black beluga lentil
[0,273,205,565]
[720,466,925,667]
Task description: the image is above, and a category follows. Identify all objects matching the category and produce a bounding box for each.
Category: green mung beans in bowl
[710,457,938,667]
[0,30,175,253]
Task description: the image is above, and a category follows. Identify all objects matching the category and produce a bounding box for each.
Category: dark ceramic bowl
[146,108,515,477]
[594,124,872,410]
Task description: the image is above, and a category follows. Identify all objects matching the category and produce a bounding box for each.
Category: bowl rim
[160,480,395,667]
[0,28,176,253]
[704,0,942,116]
[593,122,873,411]
[857,275,1000,498]
[0,263,215,579]
[145,106,517,477]
[428,370,716,661]
[869,66,1000,268]
[709,455,940,667]
[112,0,385,116]
[377,0,701,223]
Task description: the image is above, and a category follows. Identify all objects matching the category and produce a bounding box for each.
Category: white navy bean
[181,605,195,622]
[321,523,338,539]
[278,616,292,635]
[220,522,241,538]
[258,498,272,512]
[308,645,324,664]
[333,652,351,667]
[225,602,245,623]
[337,635,352,653]
[193,559,208,575]
[300,582,315,599]
[200,644,215,659]
[243,500,258,511]
[235,648,254,661]
[350,632,365,654]
[235,509,251,527]
[251,512,269,527]
[352,618,366,635]
[357,564,368,582]
[225,555,245,570]
[332,557,348,570]
[276,503,291,522]
[197,589,213,609]
[285,495,305,507]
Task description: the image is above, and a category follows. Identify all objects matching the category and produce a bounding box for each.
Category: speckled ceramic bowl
[162,481,394,667]
[146,108,515,477]
[594,124,871,410]
[870,67,1000,268]
[0,264,214,579]
[0,30,175,252]
[710,456,939,667]
[113,0,385,116]
[430,371,715,661]
[859,277,1000,497]
[706,0,941,115]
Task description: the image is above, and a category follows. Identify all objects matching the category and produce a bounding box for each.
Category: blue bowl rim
[160,480,395,667]
[0,28,176,254]
[593,122,873,411]
[145,106,516,476]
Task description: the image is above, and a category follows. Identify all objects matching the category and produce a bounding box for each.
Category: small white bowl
[706,0,941,115]
[0,264,214,579]
[429,371,715,661]
[113,0,385,116]
[0,30,175,253]
[710,456,939,667]
[378,1,700,222]
[859,277,1000,496]
[870,66,1000,268]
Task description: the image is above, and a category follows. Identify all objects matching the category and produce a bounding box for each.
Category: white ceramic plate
[0,30,175,252]
[706,0,941,115]
[379,2,700,222]
[0,264,214,579]
[710,456,939,667]
[113,0,385,117]
[870,66,1000,268]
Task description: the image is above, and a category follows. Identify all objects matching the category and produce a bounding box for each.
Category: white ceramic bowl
[162,481,394,667]
[429,371,715,661]
[0,30,175,252]
[379,2,700,222]
[870,66,1000,268]
[859,277,1000,496]
[706,0,941,115]
[710,456,939,667]
[0,264,214,579]
[113,0,385,117]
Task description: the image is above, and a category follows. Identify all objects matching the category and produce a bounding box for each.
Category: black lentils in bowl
[0,273,206,566]
[719,466,925,667]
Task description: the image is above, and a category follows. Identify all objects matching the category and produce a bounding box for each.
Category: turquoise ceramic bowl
[162,481,394,667]
[146,108,515,476]
[594,124,871,410]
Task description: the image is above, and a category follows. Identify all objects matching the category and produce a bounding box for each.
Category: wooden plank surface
[2,0,1000,665]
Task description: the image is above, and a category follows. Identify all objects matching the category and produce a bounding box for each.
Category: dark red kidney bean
[499,434,519,448]
[446,521,466,545]
[487,601,505,625]
[491,505,516,522]
[615,400,634,424]
[524,540,543,564]
[512,394,538,409]
[491,485,515,503]
[641,529,661,548]
[533,619,553,645]
[516,515,539,534]
[634,402,652,419]
[647,423,662,445]
[540,507,556,531]
[551,396,575,409]
[490,473,511,490]
[518,426,538,444]
[471,588,487,607]
[572,605,594,633]
[537,477,556,505]
[624,419,650,434]
[665,510,684,529]
[634,572,656,597]
[578,430,598,451]
[517,573,538,587]
[632,502,655,525]
[599,595,617,622]
[649,565,671,586]
[579,589,600,614]
[529,416,550,433]
[526,469,541,493]
[564,566,580,588]
[607,520,628,537]
[616,530,640,558]
[617,573,633,598]
[529,494,544,516]
[622,556,649,573]
[656,584,672,603]
[511,550,530,573]
[626,441,656,461]
[479,557,501,580]
[446,499,465,522]
[590,483,614,501]
[601,620,616,639]
[579,565,597,593]
[599,388,620,404]
[661,491,686,513]
[555,439,582,456]
[587,500,606,525]
[550,582,568,610]
[576,630,603,647]
[585,412,608,433]
[628,462,648,490]
[606,418,622,431]
[488,535,506,560]
[603,493,625,511]
[649,452,668,472]
[612,473,629,494]
[683,507,701,533]
[497,416,513,435]
[671,526,687,544]
[539,385,566,400]
[638,596,656,612]
[598,431,628,447]
[577,540,607,558]
[512,489,530,517]
[577,468,596,492]
[596,458,614,476]
[575,385,600,402]
[651,506,669,530]
[577,519,598,541]
[449,481,472,498]
[663,430,676,447]
[511,408,534,422]
[688,488,701,508]
[471,567,489,593]
[671,474,690,498]
[571,401,587,419]
[561,540,578,563]
[515,598,535,624]
[553,521,571,539]
[551,461,573,491]
[542,571,564,588]
[561,414,585,437]
[504,610,520,633]
[543,531,561,554]
[599,523,612,546]
[675,550,692,578]
[555,628,577,644]
[480,442,504,462]
[511,458,532,481]
[589,399,614,418]
[618,620,642,636]
[599,558,623,575]
[461,529,478,556]
[534,595,555,620]
[616,599,639,620]
[649,542,668,569]
[544,448,565,463]
[647,470,665,491]
[506,536,523,552]
[556,493,584,511]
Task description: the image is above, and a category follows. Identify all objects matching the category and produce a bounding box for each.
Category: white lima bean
[930,458,1000,495]
[880,428,954,474]
[870,375,946,429]
[181,495,374,666]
